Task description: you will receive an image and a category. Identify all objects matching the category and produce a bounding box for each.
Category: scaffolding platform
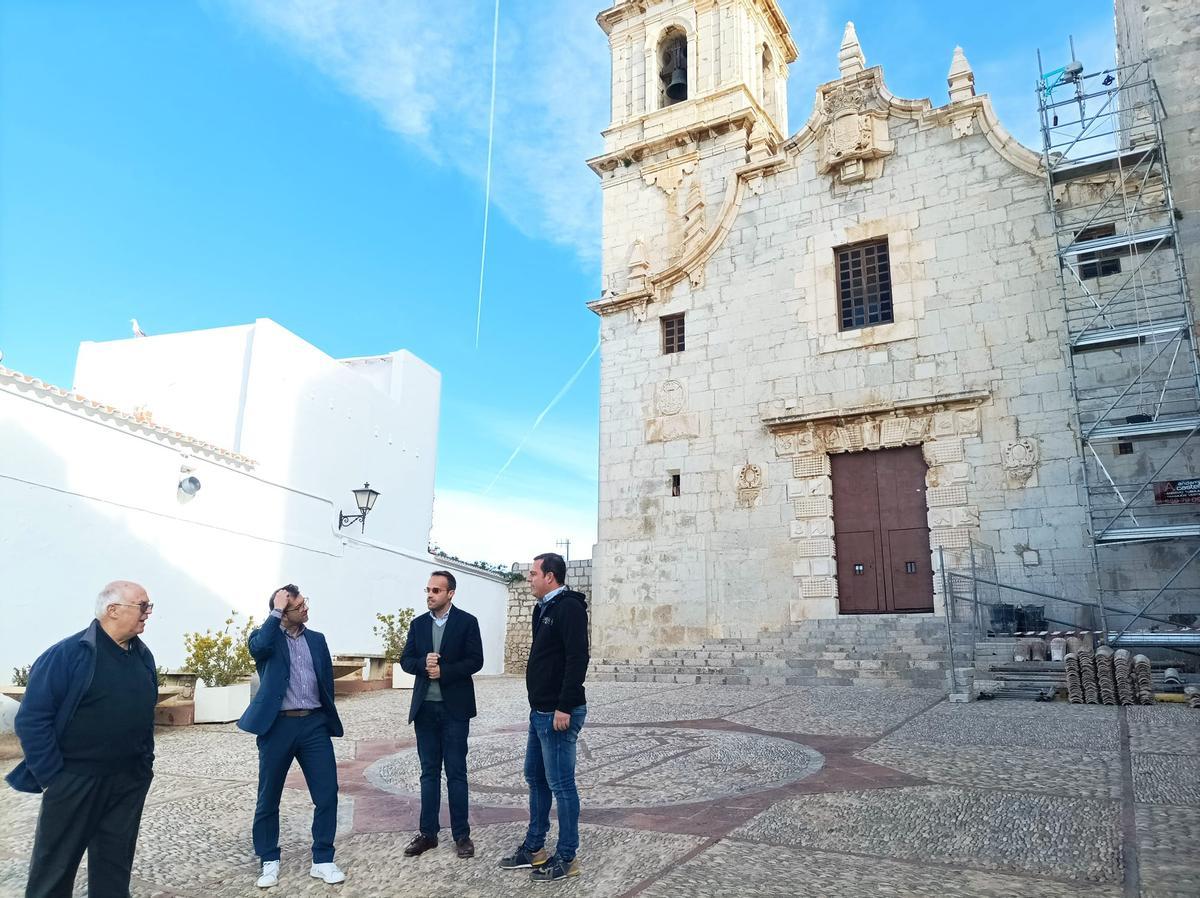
[1086,416,1200,441]
[1071,317,1189,350]
[1095,525,1200,544]
[1049,145,1160,183]
[1061,225,1173,257]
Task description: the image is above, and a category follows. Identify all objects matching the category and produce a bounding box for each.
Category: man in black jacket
[498,553,588,882]
[399,570,484,860]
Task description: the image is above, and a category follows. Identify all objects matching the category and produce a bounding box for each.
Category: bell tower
[589,0,796,301]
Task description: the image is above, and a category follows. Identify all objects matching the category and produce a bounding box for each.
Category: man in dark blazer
[399,570,484,859]
[238,584,345,889]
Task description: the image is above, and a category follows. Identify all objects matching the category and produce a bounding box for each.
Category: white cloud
[224,0,609,260]
[430,488,596,568]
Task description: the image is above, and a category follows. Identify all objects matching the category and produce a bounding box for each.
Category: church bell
[666,65,688,101]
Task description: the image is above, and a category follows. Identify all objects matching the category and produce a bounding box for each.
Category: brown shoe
[455,837,475,859]
[404,833,438,857]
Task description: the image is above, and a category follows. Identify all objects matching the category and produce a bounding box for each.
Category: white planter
[392,664,414,690]
[193,680,251,723]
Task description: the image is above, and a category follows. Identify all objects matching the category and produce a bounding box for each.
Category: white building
[0,318,509,686]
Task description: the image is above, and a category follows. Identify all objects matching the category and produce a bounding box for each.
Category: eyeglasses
[115,603,154,613]
[284,600,309,613]
[425,587,449,595]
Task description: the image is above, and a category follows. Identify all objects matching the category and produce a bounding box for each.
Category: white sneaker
[310,862,346,884]
[256,860,279,888]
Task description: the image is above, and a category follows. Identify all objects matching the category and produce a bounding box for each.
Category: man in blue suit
[238,585,345,889]
[399,570,484,860]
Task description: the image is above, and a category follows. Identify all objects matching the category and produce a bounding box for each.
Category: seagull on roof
[131,318,147,337]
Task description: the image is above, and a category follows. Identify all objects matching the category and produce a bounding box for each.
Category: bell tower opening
[658,29,688,107]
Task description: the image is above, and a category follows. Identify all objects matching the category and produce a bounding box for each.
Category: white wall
[73,319,441,554]
[0,334,506,687]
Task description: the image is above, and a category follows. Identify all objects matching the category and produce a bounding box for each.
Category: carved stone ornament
[656,379,686,416]
[737,463,762,507]
[642,157,698,196]
[737,463,762,491]
[815,72,893,184]
[1001,438,1039,483]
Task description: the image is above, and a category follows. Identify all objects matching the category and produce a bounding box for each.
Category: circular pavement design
[365,725,825,808]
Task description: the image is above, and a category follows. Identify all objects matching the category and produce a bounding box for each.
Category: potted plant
[184,613,256,723]
[373,608,415,689]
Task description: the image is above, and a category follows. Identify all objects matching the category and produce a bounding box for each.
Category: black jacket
[526,589,589,713]
[400,606,484,723]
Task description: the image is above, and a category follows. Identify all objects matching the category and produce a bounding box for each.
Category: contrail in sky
[474,0,501,349]
[483,337,601,494]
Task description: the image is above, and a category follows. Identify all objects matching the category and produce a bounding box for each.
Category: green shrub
[373,608,415,666]
[11,665,31,688]
[183,613,256,687]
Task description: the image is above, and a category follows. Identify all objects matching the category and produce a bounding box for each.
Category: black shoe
[403,833,438,857]
[498,844,549,869]
[530,855,580,882]
[455,837,475,859]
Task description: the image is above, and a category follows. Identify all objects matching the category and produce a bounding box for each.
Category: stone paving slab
[1125,705,1200,755]
[859,740,1125,798]
[871,701,1119,752]
[194,822,705,898]
[3,679,1199,897]
[638,839,1123,898]
[729,784,1122,884]
[1136,803,1200,897]
[1131,751,1200,806]
[721,684,943,735]
[586,684,798,724]
[365,725,824,808]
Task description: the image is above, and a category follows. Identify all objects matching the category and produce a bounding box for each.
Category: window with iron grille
[662,313,685,354]
[836,239,893,330]
[1075,224,1122,279]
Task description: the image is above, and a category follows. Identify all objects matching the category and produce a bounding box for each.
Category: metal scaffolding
[1038,53,1200,560]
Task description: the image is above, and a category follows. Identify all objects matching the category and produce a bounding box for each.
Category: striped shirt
[277,617,320,711]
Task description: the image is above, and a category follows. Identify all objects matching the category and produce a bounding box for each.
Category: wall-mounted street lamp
[339,482,380,533]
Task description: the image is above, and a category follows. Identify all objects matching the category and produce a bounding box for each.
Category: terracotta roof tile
[0,365,257,467]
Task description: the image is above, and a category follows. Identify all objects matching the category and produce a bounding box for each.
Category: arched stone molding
[645,17,697,114]
[783,66,1042,180]
[764,391,989,620]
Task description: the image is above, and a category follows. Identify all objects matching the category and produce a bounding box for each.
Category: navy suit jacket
[237,618,344,737]
[399,606,484,723]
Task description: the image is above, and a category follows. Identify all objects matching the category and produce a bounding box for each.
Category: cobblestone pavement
[2,678,1197,897]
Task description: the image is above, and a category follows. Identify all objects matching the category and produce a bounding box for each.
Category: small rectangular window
[670,473,681,497]
[1075,224,1122,280]
[662,313,685,354]
[836,238,893,331]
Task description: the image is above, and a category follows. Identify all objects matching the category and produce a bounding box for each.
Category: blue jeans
[253,713,338,863]
[522,705,586,862]
[414,701,471,841]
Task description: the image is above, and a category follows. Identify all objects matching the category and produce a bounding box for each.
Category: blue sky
[0,1,1113,565]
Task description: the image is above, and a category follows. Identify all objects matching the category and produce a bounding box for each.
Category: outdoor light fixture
[339,482,380,533]
[178,475,202,496]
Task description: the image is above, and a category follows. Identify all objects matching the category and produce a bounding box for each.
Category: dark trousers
[252,713,338,864]
[26,768,153,898]
[414,701,470,841]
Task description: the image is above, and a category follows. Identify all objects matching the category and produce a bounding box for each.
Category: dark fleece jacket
[526,589,589,713]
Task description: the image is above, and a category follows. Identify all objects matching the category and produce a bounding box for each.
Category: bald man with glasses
[7,580,159,898]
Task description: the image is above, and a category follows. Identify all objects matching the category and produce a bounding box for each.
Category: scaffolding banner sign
[1153,480,1200,504]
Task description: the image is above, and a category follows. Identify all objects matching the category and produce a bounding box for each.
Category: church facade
[587,0,1199,656]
